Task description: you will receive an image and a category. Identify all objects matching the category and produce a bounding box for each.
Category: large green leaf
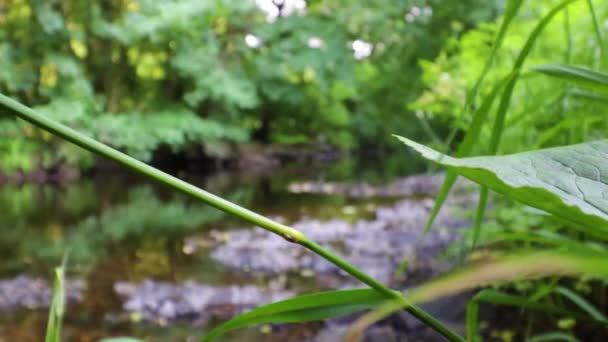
[533,64,608,91]
[397,136,608,233]
[202,289,387,342]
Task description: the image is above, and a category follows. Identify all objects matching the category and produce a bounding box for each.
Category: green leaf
[554,286,607,322]
[586,0,606,67]
[529,332,580,342]
[569,88,608,104]
[533,64,608,92]
[45,267,65,342]
[396,137,608,234]
[202,289,387,342]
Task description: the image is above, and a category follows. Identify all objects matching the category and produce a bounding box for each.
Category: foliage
[397,137,608,233]
[0,0,497,172]
[4,0,608,341]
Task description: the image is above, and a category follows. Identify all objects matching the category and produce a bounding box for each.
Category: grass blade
[465,0,523,108]
[569,88,608,103]
[533,64,608,91]
[554,286,608,321]
[45,267,65,342]
[423,77,510,234]
[466,299,480,342]
[475,0,579,239]
[348,258,608,342]
[586,0,606,66]
[404,251,608,305]
[471,290,588,318]
[529,332,580,342]
[344,300,405,342]
[202,289,387,342]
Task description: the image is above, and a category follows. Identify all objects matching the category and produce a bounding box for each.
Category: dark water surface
[0,157,467,341]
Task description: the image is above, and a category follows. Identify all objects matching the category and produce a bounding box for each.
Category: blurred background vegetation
[2,0,608,340]
[0,0,499,175]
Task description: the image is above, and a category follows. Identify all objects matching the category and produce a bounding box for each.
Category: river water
[0,157,471,341]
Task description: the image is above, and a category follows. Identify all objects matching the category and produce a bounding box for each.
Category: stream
[0,157,475,341]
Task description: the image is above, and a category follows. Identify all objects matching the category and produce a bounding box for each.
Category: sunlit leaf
[397,137,608,234]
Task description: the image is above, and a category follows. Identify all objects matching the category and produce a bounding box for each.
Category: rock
[113,279,294,323]
[209,192,469,285]
[0,275,85,311]
[287,173,471,198]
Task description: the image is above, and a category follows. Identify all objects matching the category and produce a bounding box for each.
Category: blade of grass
[45,267,65,342]
[203,289,388,342]
[379,253,608,341]
[0,93,463,342]
[586,0,606,67]
[423,77,509,233]
[422,8,521,233]
[465,289,599,342]
[529,332,580,342]
[465,0,523,108]
[554,286,608,321]
[405,251,608,305]
[471,188,489,248]
[533,64,608,91]
[344,300,406,342]
[569,88,608,103]
[466,299,480,342]
[474,0,579,241]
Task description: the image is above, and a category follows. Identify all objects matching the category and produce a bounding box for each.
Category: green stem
[0,93,463,341]
[587,0,606,68]
[302,241,465,341]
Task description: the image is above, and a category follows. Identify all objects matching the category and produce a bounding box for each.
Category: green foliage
[0,0,497,172]
[203,289,387,341]
[398,137,608,234]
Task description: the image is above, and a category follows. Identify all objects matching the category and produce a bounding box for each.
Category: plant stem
[0,93,463,341]
[303,240,465,341]
[587,0,606,68]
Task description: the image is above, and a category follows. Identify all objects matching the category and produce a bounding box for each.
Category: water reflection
[0,156,436,341]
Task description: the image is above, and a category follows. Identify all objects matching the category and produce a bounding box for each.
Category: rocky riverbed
[0,173,475,341]
[0,275,85,311]
[108,173,475,340]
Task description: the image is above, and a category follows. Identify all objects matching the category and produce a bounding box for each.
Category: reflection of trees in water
[0,183,254,274]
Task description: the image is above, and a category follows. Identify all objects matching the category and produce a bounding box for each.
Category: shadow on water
[0,155,471,341]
